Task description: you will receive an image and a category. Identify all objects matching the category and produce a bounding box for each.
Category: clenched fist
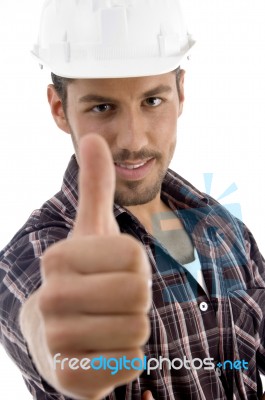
[21,135,152,400]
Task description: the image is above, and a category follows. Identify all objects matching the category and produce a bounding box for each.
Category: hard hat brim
[32,40,195,79]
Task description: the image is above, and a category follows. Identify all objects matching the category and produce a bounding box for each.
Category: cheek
[67,111,106,140]
[154,107,178,143]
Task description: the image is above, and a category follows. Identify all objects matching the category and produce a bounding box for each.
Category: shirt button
[199,302,208,311]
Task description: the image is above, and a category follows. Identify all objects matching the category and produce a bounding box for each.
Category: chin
[114,178,163,207]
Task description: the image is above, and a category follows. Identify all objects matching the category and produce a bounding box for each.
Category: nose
[115,108,148,152]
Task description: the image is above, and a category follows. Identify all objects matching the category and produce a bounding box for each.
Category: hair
[51,66,181,114]
[51,73,74,114]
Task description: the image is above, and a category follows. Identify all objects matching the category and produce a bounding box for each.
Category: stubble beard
[114,166,167,206]
[70,130,175,207]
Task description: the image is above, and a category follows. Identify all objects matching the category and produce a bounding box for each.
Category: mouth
[114,158,155,180]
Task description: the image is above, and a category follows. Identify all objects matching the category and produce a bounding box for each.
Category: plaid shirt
[0,154,265,400]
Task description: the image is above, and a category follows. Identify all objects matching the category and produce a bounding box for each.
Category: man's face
[51,71,185,206]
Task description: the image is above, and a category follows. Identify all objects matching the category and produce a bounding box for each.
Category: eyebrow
[78,84,172,104]
[143,84,172,98]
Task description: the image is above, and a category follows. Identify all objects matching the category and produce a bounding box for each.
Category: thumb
[73,134,120,237]
[142,390,155,400]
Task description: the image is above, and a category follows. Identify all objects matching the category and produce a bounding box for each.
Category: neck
[125,192,171,235]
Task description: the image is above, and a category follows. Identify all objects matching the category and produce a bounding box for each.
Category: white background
[0,0,265,398]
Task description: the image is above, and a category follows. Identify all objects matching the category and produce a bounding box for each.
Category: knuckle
[38,284,66,314]
[125,275,151,310]
[45,324,70,353]
[129,315,151,345]
[41,241,68,276]
[122,235,147,267]
[41,249,63,276]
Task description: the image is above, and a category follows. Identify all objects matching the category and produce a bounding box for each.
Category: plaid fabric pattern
[0,154,264,400]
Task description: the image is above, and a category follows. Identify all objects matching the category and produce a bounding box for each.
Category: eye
[91,104,113,113]
[144,97,162,107]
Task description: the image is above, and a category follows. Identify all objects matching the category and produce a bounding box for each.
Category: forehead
[67,71,177,98]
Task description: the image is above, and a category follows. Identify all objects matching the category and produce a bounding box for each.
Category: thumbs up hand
[37,134,152,400]
[73,134,120,237]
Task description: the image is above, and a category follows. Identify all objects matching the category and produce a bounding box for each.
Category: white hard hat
[32,0,196,78]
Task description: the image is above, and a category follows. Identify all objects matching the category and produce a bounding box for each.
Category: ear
[47,84,71,134]
[178,69,185,117]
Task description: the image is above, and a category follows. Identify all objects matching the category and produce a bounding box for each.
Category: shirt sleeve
[0,226,73,400]
[241,222,265,376]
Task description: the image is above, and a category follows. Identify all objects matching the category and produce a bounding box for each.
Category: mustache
[113,149,162,163]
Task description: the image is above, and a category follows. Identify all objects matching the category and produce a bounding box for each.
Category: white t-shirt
[183,249,209,297]
[152,216,209,297]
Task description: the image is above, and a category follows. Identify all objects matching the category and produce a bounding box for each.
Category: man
[0,0,264,399]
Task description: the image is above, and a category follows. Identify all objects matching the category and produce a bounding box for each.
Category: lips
[115,159,151,170]
[114,158,155,180]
